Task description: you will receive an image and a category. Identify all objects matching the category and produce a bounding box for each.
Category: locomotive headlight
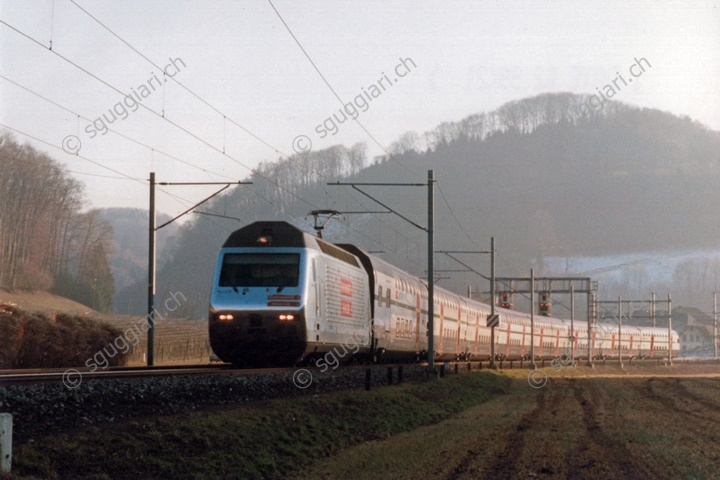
[279,314,295,321]
[217,313,234,321]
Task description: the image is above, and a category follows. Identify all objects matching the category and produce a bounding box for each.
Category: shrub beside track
[0,303,127,369]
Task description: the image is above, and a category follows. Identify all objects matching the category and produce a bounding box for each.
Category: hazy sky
[1,0,718,217]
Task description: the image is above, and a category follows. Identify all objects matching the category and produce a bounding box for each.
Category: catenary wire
[0,17,426,270]
[65,1,422,261]
[266,0,418,179]
[0,74,235,182]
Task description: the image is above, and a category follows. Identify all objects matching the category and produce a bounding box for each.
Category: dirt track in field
[301,371,720,480]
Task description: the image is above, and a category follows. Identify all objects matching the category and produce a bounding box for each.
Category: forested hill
[118,92,720,313]
[0,133,115,312]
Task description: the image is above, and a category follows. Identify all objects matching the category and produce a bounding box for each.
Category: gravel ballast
[0,364,430,444]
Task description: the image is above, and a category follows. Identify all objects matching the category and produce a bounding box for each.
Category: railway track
[0,362,417,387]
[0,364,294,387]
[2,356,716,388]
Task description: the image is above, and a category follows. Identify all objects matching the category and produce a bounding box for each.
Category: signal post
[495,276,598,367]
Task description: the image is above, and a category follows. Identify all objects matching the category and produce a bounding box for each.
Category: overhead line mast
[147,174,252,366]
[329,170,436,373]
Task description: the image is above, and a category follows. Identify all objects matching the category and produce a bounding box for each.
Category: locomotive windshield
[219,253,300,287]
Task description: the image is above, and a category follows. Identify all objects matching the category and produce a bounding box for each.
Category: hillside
[0,289,100,316]
[116,92,720,312]
[99,208,180,313]
[1,133,115,311]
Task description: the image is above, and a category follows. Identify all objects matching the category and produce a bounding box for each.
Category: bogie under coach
[209,221,679,367]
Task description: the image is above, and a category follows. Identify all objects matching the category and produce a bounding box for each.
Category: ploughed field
[301,367,720,480]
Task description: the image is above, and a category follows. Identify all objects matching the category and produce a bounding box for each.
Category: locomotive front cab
[209,247,310,366]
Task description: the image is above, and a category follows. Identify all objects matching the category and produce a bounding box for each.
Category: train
[208,221,679,367]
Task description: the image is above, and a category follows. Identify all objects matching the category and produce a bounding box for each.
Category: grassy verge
[498,361,720,381]
[2,371,508,480]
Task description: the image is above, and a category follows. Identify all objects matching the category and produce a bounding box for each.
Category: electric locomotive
[208,221,372,366]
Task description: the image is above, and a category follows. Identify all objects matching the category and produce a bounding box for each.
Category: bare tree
[0,133,115,309]
[389,131,423,155]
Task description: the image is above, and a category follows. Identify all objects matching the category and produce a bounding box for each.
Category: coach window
[378,286,383,307]
[386,288,391,307]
